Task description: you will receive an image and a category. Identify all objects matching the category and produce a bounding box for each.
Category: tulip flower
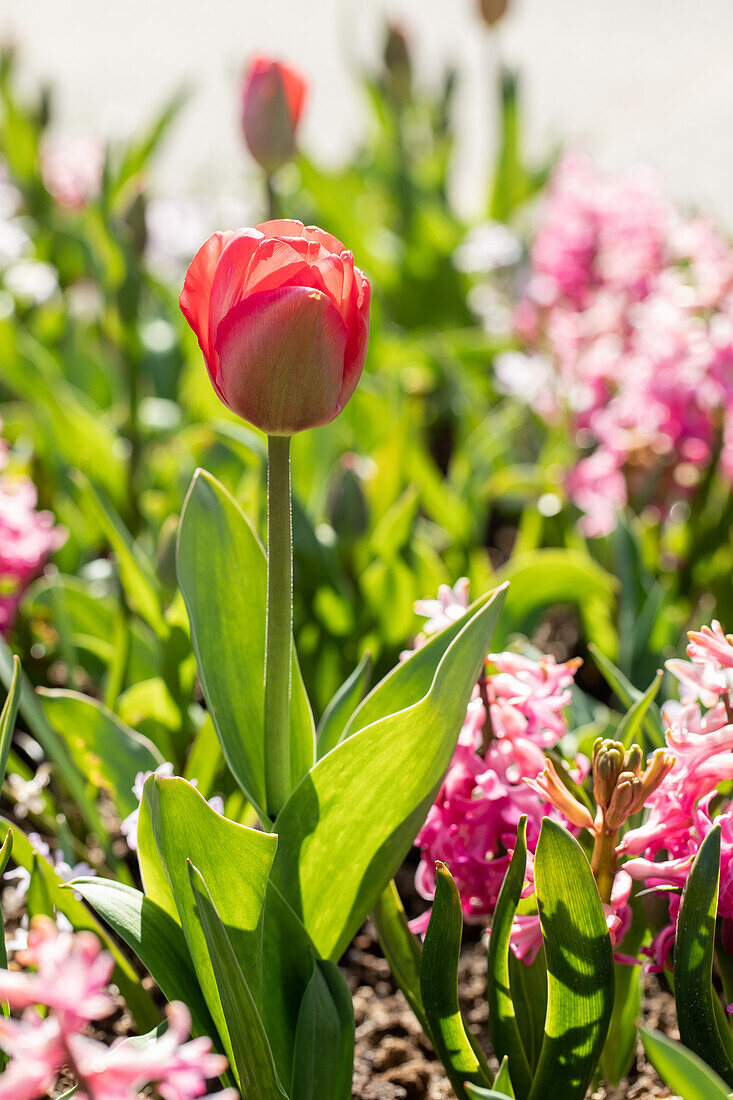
[179,219,370,436]
[180,219,370,816]
[241,56,307,176]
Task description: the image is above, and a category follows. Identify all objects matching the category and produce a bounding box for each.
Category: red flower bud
[179,220,371,435]
[241,56,307,174]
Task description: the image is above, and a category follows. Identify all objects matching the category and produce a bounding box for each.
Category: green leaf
[372,880,429,1040]
[508,949,547,1074]
[177,469,315,820]
[674,825,733,1084]
[0,831,13,973]
[613,670,663,750]
[38,689,162,816]
[271,586,506,960]
[493,1057,516,1098]
[343,590,501,740]
[640,1027,731,1100]
[0,819,157,1031]
[138,776,277,1070]
[188,862,288,1099]
[73,473,168,638]
[486,816,533,1100]
[598,893,647,1086]
[494,550,616,657]
[421,863,493,1097]
[69,876,217,1042]
[316,651,372,758]
[27,853,55,919]
[528,820,614,1100]
[588,644,664,749]
[0,656,20,787]
[291,958,354,1100]
[0,640,107,842]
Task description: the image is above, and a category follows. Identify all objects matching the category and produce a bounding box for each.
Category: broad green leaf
[316,651,372,758]
[188,863,287,1099]
[0,819,157,1031]
[675,825,733,1084]
[527,820,614,1100]
[272,586,506,960]
[0,641,106,842]
[177,469,315,820]
[184,714,222,798]
[614,670,663,750]
[0,656,20,786]
[38,689,162,816]
[588,643,664,749]
[290,958,354,1100]
[640,1027,731,1100]
[138,776,277,1068]
[344,589,502,740]
[73,473,168,638]
[508,948,547,1073]
[486,816,533,1100]
[372,880,429,1040]
[421,863,493,1097]
[70,876,217,1042]
[598,893,647,1086]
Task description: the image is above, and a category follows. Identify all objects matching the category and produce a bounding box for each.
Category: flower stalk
[264,433,293,818]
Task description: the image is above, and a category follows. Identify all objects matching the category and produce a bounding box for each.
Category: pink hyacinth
[0,430,65,635]
[514,153,733,536]
[620,619,733,971]
[0,918,235,1100]
[409,581,582,962]
[40,134,103,211]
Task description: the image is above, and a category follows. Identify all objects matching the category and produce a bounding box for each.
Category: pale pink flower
[40,134,103,211]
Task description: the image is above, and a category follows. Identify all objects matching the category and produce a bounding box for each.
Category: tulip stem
[264,434,293,818]
[265,174,280,221]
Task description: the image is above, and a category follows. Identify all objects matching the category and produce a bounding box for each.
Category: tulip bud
[329,453,369,542]
[241,56,308,175]
[383,23,412,108]
[478,0,510,26]
[180,220,371,436]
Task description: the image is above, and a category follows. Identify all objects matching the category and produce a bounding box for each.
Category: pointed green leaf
[493,1057,515,1098]
[316,651,372,758]
[27,853,55,919]
[69,876,217,1042]
[614,670,663,750]
[344,590,502,740]
[272,586,506,960]
[38,689,162,816]
[675,825,733,1084]
[588,643,664,748]
[188,862,288,1099]
[0,831,13,973]
[291,958,354,1100]
[486,816,533,1100]
[421,863,493,1097]
[138,776,277,1069]
[527,820,614,1100]
[0,656,20,787]
[640,1027,731,1100]
[372,880,429,1040]
[177,469,315,820]
[0,819,157,1031]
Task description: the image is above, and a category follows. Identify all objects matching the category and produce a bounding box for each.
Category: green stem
[264,434,293,818]
[265,174,279,221]
[591,828,618,905]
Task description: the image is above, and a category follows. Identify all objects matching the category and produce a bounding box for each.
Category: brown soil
[344,920,677,1100]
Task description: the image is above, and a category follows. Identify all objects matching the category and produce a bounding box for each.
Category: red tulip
[179,220,371,435]
[241,57,308,174]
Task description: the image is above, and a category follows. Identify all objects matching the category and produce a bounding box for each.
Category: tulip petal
[256,219,345,256]
[244,236,312,296]
[179,231,236,369]
[206,228,264,364]
[214,285,349,434]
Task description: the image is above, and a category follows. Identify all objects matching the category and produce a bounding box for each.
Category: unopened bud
[592,739,625,811]
[383,23,412,107]
[478,0,510,28]
[329,453,369,542]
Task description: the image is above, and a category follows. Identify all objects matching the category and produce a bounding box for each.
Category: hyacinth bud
[592,739,625,811]
[478,0,510,27]
[593,742,675,833]
[241,56,308,175]
[383,23,412,107]
[525,759,595,831]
